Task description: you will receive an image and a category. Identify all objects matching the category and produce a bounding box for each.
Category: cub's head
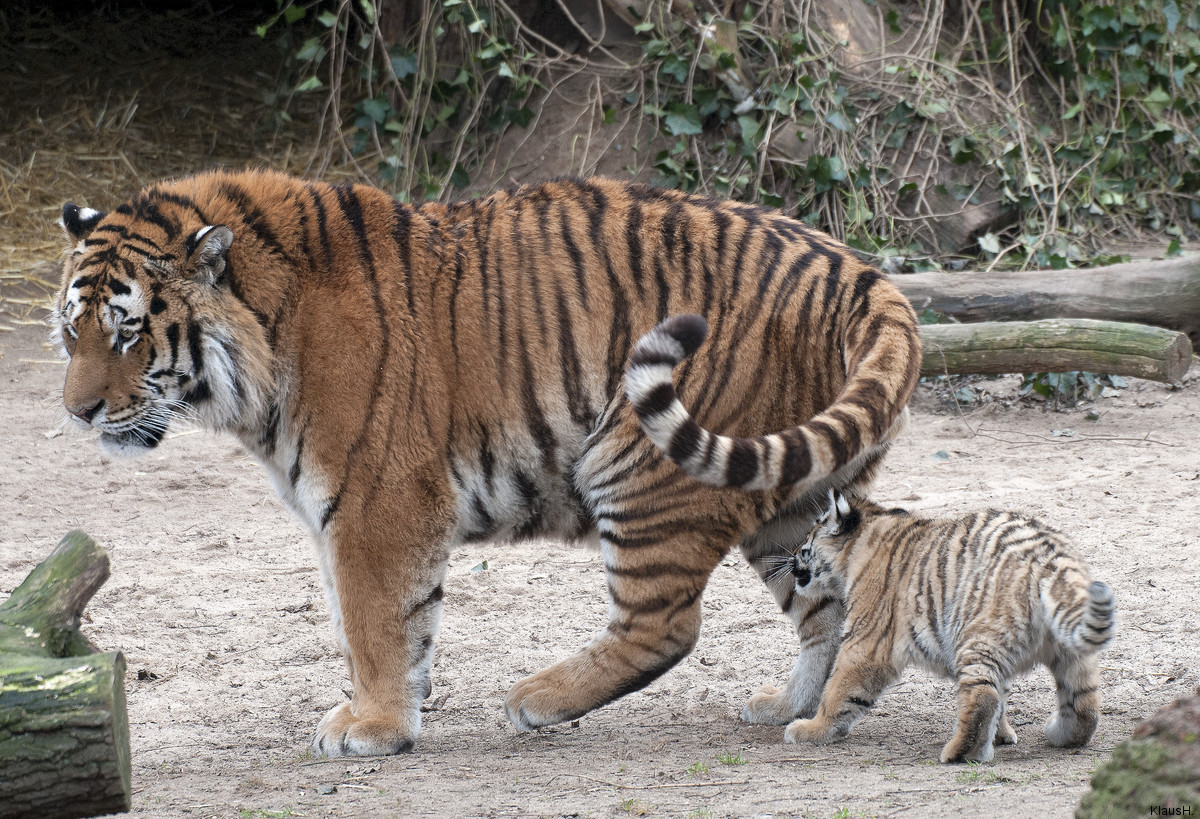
[54,193,271,456]
[797,489,864,570]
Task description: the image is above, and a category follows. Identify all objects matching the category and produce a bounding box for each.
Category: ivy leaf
[1163,0,1181,34]
[358,97,391,124]
[824,111,852,132]
[977,232,1001,254]
[1143,87,1171,117]
[296,76,323,92]
[664,103,703,136]
[390,48,418,79]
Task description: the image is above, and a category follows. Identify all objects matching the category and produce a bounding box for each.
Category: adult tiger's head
[53,192,274,457]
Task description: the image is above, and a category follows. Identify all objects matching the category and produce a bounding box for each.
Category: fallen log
[919,319,1192,383]
[894,254,1200,345]
[0,531,131,819]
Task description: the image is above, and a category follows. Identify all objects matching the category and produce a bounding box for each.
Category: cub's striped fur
[780,491,1115,763]
[52,170,921,756]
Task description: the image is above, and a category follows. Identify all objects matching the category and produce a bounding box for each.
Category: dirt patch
[2,315,1197,818]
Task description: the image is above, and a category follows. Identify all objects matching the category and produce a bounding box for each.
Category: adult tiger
[53,169,921,756]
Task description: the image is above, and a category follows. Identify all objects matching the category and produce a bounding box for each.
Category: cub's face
[54,201,239,457]
[792,489,860,593]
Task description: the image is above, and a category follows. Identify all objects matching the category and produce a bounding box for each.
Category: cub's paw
[741,684,798,725]
[783,717,846,745]
[1043,712,1096,748]
[312,702,417,757]
[940,738,994,764]
[994,719,1018,747]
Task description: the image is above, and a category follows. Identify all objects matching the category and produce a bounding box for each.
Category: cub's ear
[61,203,107,244]
[185,225,234,285]
[829,490,861,536]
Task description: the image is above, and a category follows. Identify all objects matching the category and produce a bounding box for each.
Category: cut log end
[1,534,131,818]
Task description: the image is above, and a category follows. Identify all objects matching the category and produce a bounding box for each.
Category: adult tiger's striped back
[52,170,921,756]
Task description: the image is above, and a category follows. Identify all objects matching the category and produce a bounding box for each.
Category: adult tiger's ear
[185,225,234,286]
[61,203,107,244]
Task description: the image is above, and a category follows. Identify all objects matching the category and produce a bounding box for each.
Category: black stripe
[625,203,645,298]
[725,437,760,487]
[632,383,676,419]
[667,419,702,463]
[165,322,181,367]
[187,321,205,372]
[560,206,589,309]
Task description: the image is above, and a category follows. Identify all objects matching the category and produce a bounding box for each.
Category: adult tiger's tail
[625,310,920,492]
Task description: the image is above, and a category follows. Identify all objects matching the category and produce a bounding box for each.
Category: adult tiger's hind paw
[312,702,417,757]
[504,669,591,732]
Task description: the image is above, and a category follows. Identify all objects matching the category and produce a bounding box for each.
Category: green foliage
[255,0,1199,264]
[1020,372,1126,406]
[631,0,1199,268]
[257,0,539,199]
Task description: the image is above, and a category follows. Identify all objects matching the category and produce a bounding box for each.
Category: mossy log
[919,319,1193,383]
[894,254,1200,346]
[0,531,130,819]
[1077,689,1200,817]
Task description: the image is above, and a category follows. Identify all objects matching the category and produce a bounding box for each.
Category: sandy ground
[1,310,1198,819]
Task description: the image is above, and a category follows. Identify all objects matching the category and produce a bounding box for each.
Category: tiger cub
[779,490,1115,763]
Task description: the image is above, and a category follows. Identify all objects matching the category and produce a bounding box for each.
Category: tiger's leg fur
[783,639,898,745]
[994,680,1018,746]
[942,649,1005,763]
[740,447,891,725]
[505,408,747,731]
[1044,653,1101,747]
[312,478,454,757]
[741,520,844,725]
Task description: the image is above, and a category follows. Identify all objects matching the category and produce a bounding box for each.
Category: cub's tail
[624,303,920,492]
[1047,580,1116,654]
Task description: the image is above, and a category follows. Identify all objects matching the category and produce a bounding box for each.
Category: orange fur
[54,170,921,755]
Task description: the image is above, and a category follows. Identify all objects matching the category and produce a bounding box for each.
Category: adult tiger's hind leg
[505,414,746,731]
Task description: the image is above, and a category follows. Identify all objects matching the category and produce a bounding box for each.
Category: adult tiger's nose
[67,398,103,424]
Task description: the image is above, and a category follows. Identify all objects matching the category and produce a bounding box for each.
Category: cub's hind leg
[994,679,1018,746]
[505,416,749,731]
[942,649,1005,763]
[1045,653,1101,748]
[741,514,844,724]
[311,473,454,757]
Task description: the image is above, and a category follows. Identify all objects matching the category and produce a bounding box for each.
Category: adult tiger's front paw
[312,702,417,757]
[504,669,591,732]
[741,684,798,725]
